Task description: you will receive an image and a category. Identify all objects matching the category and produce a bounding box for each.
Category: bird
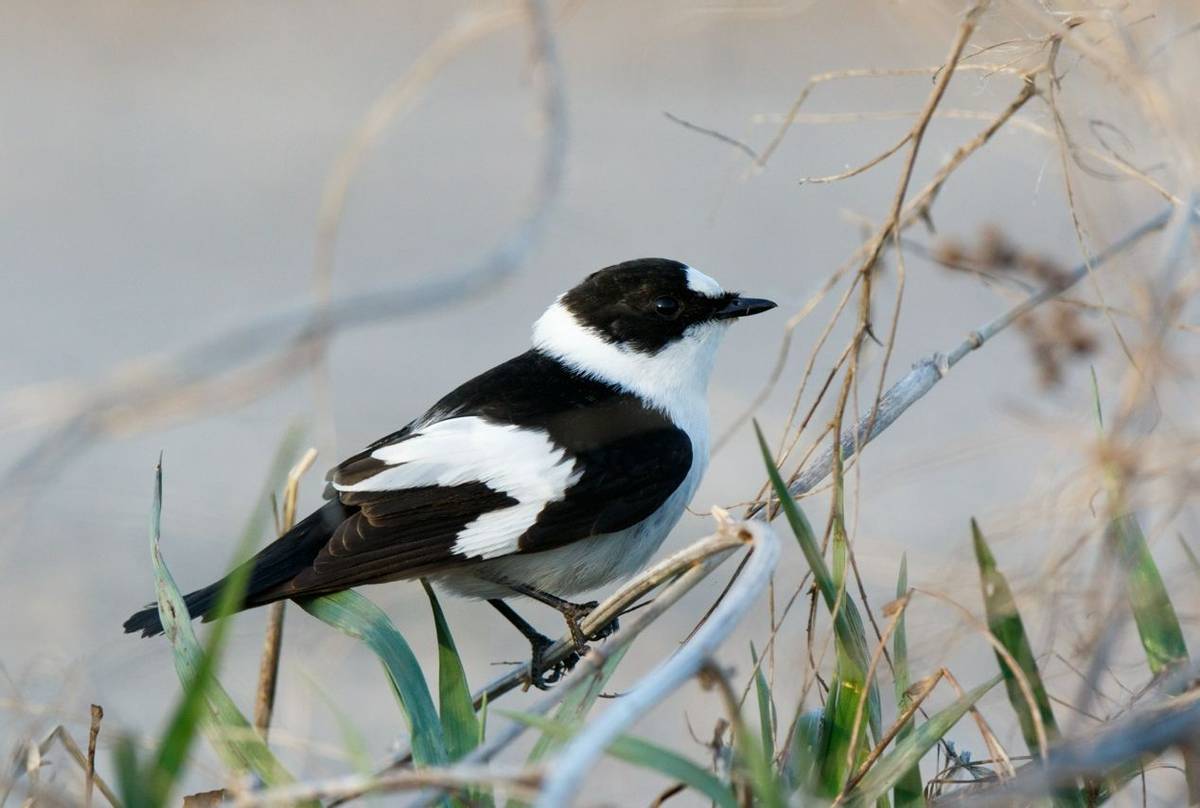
[124,258,775,686]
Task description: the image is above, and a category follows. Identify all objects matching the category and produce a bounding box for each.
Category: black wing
[290,350,694,590]
[123,350,694,635]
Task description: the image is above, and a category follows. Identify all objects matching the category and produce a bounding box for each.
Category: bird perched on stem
[124,259,775,687]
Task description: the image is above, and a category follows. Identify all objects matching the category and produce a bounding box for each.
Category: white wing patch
[332,417,581,560]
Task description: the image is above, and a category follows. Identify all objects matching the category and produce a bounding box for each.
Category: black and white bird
[124,259,775,684]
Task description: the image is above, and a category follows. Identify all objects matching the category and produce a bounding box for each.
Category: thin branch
[940,684,1200,806]
[86,705,103,808]
[253,447,318,739]
[234,763,541,807]
[534,520,779,808]
[784,205,1176,501]
[28,726,121,808]
[797,132,911,184]
[379,515,753,774]
[662,111,759,162]
[731,71,1041,478]
[755,63,1026,169]
[840,669,945,797]
[476,519,750,708]
[838,592,911,793]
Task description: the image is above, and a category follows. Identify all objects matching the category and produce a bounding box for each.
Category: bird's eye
[654,296,681,319]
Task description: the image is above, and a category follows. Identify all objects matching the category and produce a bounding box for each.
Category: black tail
[123,500,349,637]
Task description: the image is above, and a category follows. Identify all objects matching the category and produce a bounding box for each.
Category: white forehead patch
[684,266,724,298]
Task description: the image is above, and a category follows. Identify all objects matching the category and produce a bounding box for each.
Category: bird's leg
[506,584,621,653]
[487,599,579,689]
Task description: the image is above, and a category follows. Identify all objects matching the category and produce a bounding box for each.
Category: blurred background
[2,1,1194,804]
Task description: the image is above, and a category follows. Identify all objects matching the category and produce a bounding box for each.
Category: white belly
[434,431,708,601]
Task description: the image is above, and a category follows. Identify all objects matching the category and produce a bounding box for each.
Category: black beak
[714,296,777,320]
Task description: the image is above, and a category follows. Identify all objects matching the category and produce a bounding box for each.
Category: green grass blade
[820,673,864,796]
[1089,365,1104,430]
[299,590,447,766]
[735,720,787,808]
[1179,535,1200,579]
[146,462,202,797]
[755,422,881,796]
[755,423,834,603]
[1094,377,1195,798]
[148,462,298,800]
[971,519,1059,752]
[846,675,1000,807]
[1109,515,1196,808]
[972,520,1086,808]
[1092,375,1188,672]
[891,555,922,807]
[785,709,824,796]
[750,642,776,763]
[478,691,489,747]
[115,734,150,808]
[503,711,738,808]
[526,645,630,765]
[754,423,878,682]
[421,581,479,761]
[822,512,871,796]
[509,649,630,808]
[1108,513,1189,675]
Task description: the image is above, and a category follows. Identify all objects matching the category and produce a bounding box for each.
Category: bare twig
[915,588,1051,762]
[13,726,122,808]
[534,520,779,807]
[842,670,945,796]
[783,205,1175,501]
[330,515,759,808]
[254,447,318,739]
[86,705,103,808]
[940,685,1200,806]
[234,763,541,807]
[662,111,759,162]
[837,591,911,794]
[750,106,1180,204]
[756,63,1023,169]
[475,519,751,708]
[943,667,1014,778]
[734,69,1041,481]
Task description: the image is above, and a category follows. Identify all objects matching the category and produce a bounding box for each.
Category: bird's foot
[526,635,581,691]
[592,613,620,640]
[559,601,621,652]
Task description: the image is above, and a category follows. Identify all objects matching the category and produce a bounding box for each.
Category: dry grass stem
[839,668,944,799]
[836,591,912,796]
[784,204,1172,502]
[254,448,318,739]
[235,763,541,807]
[469,512,754,707]
[534,520,779,808]
[85,705,102,808]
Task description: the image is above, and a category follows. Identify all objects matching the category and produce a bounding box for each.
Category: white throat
[531,300,726,435]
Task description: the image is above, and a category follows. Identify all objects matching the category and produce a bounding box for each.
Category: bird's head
[532,259,776,415]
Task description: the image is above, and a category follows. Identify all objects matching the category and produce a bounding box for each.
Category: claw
[559,600,621,652]
[527,637,581,690]
[560,600,597,652]
[591,614,620,640]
